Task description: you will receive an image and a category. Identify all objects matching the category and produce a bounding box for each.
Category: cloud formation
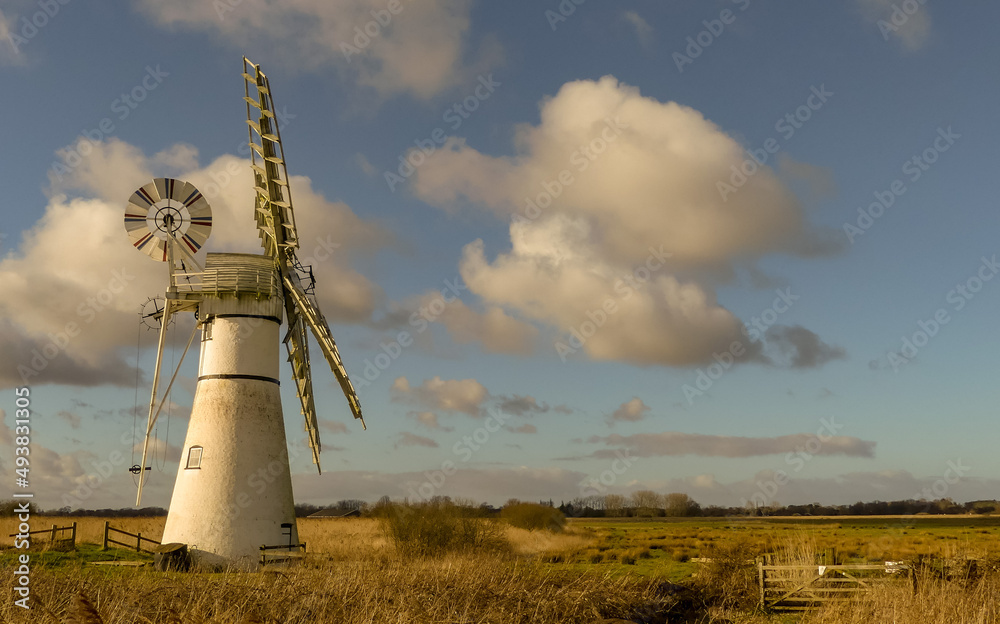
[320,420,350,435]
[416,293,538,355]
[609,397,650,424]
[394,432,440,449]
[586,431,876,459]
[409,411,453,431]
[412,76,842,367]
[0,138,388,389]
[131,0,497,100]
[0,10,22,65]
[623,11,653,48]
[856,0,932,51]
[763,325,847,368]
[495,394,568,417]
[391,376,489,416]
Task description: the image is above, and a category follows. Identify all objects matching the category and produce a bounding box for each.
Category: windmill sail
[243,57,366,474]
[284,302,322,471]
[281,273,365,425]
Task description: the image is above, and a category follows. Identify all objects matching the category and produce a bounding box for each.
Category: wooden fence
[103,521,161,554]
[8,522,77,548]
[759,559,910,611]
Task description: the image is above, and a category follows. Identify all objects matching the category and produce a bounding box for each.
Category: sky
[2,0,999,511]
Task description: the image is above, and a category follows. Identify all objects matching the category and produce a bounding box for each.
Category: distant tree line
[41,506,168,517]
[294,499,367,517]
[3,494,997,518]
[555,493,1000,518]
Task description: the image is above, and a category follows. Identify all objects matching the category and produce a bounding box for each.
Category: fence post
[137,532,142,552]
[103,521,110,551]
[757,557,765,609]
[71,522,77,548]
[50,524,57,544]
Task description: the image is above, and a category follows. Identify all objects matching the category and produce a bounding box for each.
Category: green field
[555,515,1000,582]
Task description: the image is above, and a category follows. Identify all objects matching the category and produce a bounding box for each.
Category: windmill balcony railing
[172,267,279,298]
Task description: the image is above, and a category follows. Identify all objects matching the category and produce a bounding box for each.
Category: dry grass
[806,570,1000,624]
[6,515,1000,623]
[504,525,594,557]
[296,517,386,559]
[0,516,670,623]
[0,551,668,624]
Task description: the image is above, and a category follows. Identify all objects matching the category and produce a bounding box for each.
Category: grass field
[566,515,1000,579]
[2,514,1000,623]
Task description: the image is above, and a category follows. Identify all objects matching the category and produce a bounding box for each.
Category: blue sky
[2,0,999,510]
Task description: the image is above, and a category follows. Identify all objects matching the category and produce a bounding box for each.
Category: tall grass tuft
[63,593,104,624]
[378,500,508,557]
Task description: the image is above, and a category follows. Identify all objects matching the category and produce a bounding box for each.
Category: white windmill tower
[125,58,366,569]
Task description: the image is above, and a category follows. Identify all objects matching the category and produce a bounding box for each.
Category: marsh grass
[1,550,667,624]
[6,515,1000,623]
[377,501,508,557]
[806,564,1000,624]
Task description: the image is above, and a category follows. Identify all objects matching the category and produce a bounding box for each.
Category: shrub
[693,539,760,610]
[501,503,566,532]
[379,501,508,557]
[589,552,604,564]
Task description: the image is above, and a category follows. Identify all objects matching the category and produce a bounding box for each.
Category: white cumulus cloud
[412,76,843,367]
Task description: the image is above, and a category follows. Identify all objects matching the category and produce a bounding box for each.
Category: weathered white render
[160,253,299,569]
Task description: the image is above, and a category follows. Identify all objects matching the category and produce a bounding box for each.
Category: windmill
[124,57,365,568]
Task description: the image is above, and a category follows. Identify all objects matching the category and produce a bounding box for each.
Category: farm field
[3,514,1000,623]
[567,515,1000,580]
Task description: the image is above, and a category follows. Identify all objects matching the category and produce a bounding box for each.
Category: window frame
[186,445,204,469]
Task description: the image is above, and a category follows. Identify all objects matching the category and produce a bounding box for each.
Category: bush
[693,539,761,610]
[501,503,566,532]
[589,552,604,564]
[379,501,508,557]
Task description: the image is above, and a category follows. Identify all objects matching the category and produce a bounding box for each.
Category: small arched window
[186,446,203,469]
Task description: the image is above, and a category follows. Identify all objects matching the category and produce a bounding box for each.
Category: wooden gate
[759,561,909,611]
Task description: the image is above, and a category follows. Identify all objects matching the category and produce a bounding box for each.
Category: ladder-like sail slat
[282,272,365,426]
[284,303,322,473]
